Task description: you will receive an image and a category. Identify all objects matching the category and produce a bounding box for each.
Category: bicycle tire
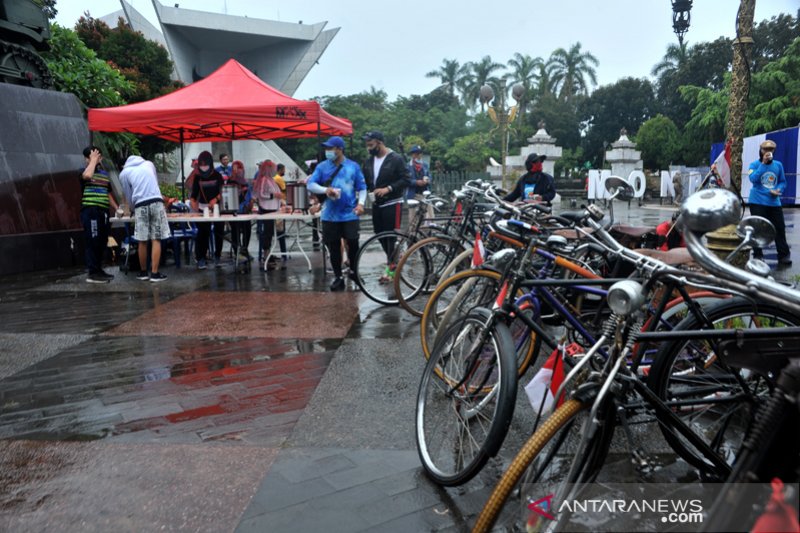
[473,398,614,532]
[416,307,517,486]
[354,230,415,306]
[648,297,800,473]
[420,268,539,377]
[394,236,467,317]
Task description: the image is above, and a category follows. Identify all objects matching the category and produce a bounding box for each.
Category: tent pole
[180,128,186,202]
[316,119,322,162]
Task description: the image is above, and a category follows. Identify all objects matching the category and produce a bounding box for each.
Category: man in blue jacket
[748,139,790,266]
[307,136,367,291]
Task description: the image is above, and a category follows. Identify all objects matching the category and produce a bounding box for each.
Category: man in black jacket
[504,153,557,204]
[362,131,409,275]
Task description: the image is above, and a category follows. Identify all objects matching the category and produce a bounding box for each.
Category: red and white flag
[524,345,567,416]
[471,231,485,268]
[713,140,732,187]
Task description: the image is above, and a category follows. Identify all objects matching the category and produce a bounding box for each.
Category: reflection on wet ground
[0,204,798,531]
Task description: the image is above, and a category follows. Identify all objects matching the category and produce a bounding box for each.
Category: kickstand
[616,403,651,472]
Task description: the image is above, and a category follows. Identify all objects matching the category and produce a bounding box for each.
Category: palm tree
[466,55,506,111]
[651,41,689,78]
[507,53,543,122]
[425,59,469,99]
[548,42,599,101]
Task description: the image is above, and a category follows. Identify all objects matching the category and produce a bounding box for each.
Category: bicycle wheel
[648,297,800,473]
[354,230,415,306]
[420,268,540,376]
[416,307,517,486]
[395,236,467,317]
[473,398,615,532]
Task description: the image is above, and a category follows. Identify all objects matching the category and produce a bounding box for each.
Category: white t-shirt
[373,154,387,180]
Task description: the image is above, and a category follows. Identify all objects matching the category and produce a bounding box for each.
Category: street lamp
[671,0,693,45]
[480,79,524,190]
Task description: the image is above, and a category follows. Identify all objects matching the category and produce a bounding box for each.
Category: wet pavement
[1,203,798,532]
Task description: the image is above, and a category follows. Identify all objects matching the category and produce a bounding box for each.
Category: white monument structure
[101,1,341,181]
[489,121,563,180]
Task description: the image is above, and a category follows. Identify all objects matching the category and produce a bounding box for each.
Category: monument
[605,128,643,179]
[490,121,562,184]
[104,1,341,180]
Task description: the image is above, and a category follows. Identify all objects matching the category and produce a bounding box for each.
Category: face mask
[199,165,210,172]
[325,150,336,161]
[368,147,380,157]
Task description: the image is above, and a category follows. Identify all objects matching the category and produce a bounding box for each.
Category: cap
[321,136,345,149]
[525,153,546,169]
[409,145,422,154]
[760,139,776,151]
[362,130,385,142]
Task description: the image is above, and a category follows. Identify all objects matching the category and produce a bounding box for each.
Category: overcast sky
[55,0,798,100]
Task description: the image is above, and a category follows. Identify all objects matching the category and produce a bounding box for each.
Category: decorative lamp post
[480,79,524,190]
[671,0,693,45]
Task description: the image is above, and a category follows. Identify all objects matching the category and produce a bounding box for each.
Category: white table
[257,212,320,271]
[112,212,320,271]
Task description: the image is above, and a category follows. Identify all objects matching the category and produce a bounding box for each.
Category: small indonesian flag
[713,140,732,188]
[524,343,581,415]
[471,231,486,268]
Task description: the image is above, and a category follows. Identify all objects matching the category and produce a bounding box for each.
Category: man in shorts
[120,155,171,282]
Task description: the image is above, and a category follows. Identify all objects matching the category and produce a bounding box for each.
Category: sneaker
[330,277,345,292]
[778,256,792,266]
[86,273,110,284]
[214,258,223,269]
[149,272,167,282]
[348,272,357,282]
[99,270,115,280]
[197,259,207,270]
[136,271,150,281]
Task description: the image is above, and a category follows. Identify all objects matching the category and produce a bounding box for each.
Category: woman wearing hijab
[253,160,284,269]
[190,151,224,269]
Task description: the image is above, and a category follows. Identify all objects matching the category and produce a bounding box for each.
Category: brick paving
[0,204,798,532]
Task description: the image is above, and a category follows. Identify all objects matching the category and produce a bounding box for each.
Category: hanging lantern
[672,0,693,45]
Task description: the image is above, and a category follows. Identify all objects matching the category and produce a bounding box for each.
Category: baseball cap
[409,145,422,154]
[362,130,385,142]
[321,136,345,149]
[760,139,776,151]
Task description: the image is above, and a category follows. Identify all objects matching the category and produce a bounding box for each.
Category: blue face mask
[325,150,336,161]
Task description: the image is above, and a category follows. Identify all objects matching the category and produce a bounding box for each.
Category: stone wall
[0,84,89,275]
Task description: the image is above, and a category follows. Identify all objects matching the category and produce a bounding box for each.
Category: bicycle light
[607,280,646,316]
[486,248,517,270]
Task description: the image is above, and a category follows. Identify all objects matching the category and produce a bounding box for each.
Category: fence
[430,171,492,196]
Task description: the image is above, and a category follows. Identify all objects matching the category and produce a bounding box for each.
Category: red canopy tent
[88,59,352,197]
[88,58,352,142]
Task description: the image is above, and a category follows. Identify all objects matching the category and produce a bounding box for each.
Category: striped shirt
[80,169,111,209]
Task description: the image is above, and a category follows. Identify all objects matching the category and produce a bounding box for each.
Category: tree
[75,15,178,103]
[32,0,57,20]
[548,42,598,101]
[444,132,494,171]
[751,12,800,72]
[651,42,688,78]
[464,55,506,111]
[506,53,542,123]
[748,36,800,134]
[636,115,681,170]
[580,77,657,165]
[43,23,132,108]
[425,59,468,99]
[42,24,138,166]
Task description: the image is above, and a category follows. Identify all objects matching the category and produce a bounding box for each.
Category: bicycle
[472,189,800,531]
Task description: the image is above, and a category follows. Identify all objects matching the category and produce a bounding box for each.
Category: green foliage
[76,15,177,103]
[42,23,132,108]
[548,42,598,101]
[32,0,57,20]
[748,37,800,134]
[159,182,181,201]
[555,147,586,179]
[579,77,657,165]
[635,115,681,170]
[444,133,493,171]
